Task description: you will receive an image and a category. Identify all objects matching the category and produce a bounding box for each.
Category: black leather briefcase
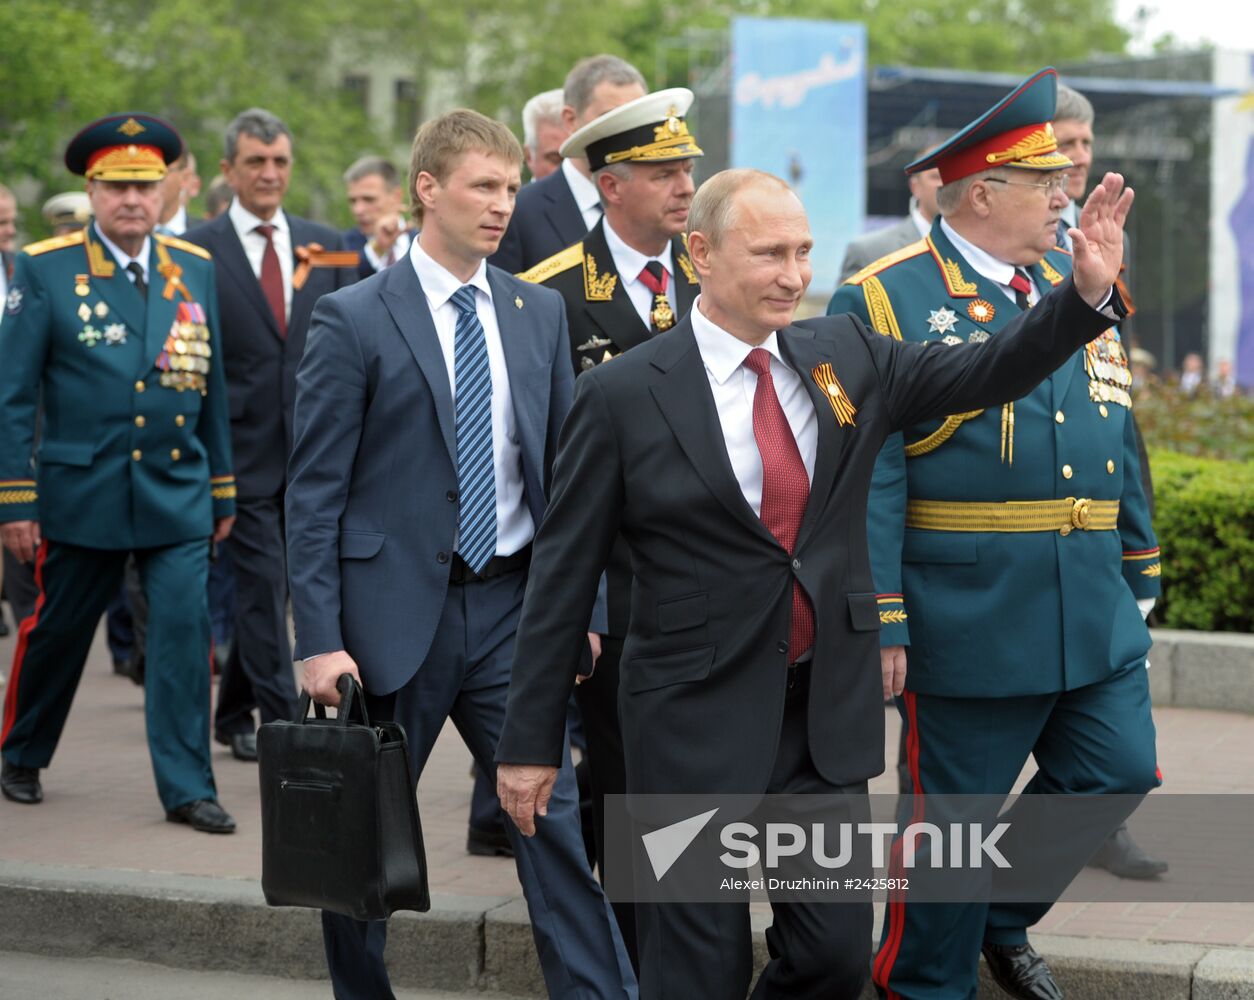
[258,674,430,921]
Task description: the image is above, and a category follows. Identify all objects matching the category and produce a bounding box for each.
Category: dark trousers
[2,546,38,628]
[874,663,1160,1000]
[635,665,873,1000]
[1,538,217,810]
[214,494,298,736]
[574,635,639,971]
[321,569,635,1000]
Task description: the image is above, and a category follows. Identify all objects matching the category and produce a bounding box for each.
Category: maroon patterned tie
[744,347,815,662]
[255,224,287,337]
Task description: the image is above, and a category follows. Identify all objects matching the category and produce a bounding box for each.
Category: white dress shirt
[942,217,1116,317]
[409,239,534,557]
[159,205,189,236]
[96,228,152,289]
[602,218,678,329]
[690,296,817,517]
[1057,201,1079,252]
[228,198,293,322]
[561,158,603,233]
[941,219,1039,307]
[363,229,413,272]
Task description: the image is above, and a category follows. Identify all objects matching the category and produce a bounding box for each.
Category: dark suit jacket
[497,280,1120,795]
[286,260,605,696]
[521,218,700,637]
[838,216,922,283]
[489,169,586,275]
[188,213,356,498]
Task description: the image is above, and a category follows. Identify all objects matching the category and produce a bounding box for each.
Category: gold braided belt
[905,498,1120,536]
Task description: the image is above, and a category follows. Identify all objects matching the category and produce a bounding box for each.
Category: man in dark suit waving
[289,109,634,1000]
[188,109,357,762]
[496,164,1134,998]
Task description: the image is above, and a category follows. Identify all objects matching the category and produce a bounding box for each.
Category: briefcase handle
[296,673,372,727]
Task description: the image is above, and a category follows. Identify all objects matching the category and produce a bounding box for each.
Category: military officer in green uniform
[0,113,238,834]
[518,87,703,969]
[829,70,1160,1000]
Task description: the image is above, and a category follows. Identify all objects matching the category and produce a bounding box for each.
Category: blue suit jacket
[286,257,605,695]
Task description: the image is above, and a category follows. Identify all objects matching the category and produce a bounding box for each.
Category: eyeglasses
[982,173,1071,195]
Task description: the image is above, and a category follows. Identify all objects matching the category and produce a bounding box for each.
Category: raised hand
[1070,171,1134,308]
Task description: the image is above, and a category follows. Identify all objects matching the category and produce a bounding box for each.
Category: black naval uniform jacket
[519,218,700,638]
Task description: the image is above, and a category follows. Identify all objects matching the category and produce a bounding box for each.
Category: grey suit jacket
[837,216,923,284]
[285,258,605,696]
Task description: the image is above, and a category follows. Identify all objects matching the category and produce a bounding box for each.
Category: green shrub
[1135,381,1254,463]
[1150,449,1254,632]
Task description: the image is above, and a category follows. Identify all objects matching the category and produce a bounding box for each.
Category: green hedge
[1151,449,1254,632]
[1135,381,1254,463]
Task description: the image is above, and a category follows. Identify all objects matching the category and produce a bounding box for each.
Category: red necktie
[637,262,672,333]
[744,347,815,662]
[1009,269,1033,311]
[255,224,287,337]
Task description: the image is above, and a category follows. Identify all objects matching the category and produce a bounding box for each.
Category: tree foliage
[2,0,1135,236]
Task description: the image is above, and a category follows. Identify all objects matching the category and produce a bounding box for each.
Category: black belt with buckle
[449,544,532,585]
[786,659,811,692]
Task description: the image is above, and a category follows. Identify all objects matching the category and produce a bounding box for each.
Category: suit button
[1107,459,1116,474]
[791,558,801,571]
[1099,404,1109,418]
[134,415,145,428]
[1062,464,1073,479]
[1054,411,1065,424]
[777,641,788,654]
[436,551,449,564]
[134,381,145,393]
[171,448,181,461]
[175,414,185,427]
[131,449,142,462]
[446,490,457,502]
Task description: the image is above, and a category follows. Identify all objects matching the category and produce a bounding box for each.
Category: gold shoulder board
[518,243,583,284]
[23,231,86,257]
[844,238,929,286]
[155,233,212,260]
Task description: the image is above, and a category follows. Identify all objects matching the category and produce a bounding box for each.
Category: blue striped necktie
[451,285,497,573]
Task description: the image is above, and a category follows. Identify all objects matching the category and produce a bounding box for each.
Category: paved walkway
[2,624,1253,949]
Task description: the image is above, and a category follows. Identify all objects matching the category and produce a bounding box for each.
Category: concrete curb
[4,862,1254,997]
[1150,628,1254,713]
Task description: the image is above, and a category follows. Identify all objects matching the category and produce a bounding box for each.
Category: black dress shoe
[229,733,258,762]
[166,799,236,833]
[1087,823,1168,879]
[467,825,514,858]
[981,942,1062,1000]
[1,760,43,804]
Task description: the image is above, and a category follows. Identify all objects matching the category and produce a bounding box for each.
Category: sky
[1116,1,1254,54]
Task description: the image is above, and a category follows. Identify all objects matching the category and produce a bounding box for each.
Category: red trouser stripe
[873,690,925,999]
[2,542,50,747]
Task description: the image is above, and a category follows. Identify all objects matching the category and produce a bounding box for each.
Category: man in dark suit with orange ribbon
[187,108,358,762]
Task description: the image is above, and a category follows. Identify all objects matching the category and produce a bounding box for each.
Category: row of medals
[1085,334,1132,408]
[161,320,212,393]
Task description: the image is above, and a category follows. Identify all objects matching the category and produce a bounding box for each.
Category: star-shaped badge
[926,307,959,335]
[103,323,128,345]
